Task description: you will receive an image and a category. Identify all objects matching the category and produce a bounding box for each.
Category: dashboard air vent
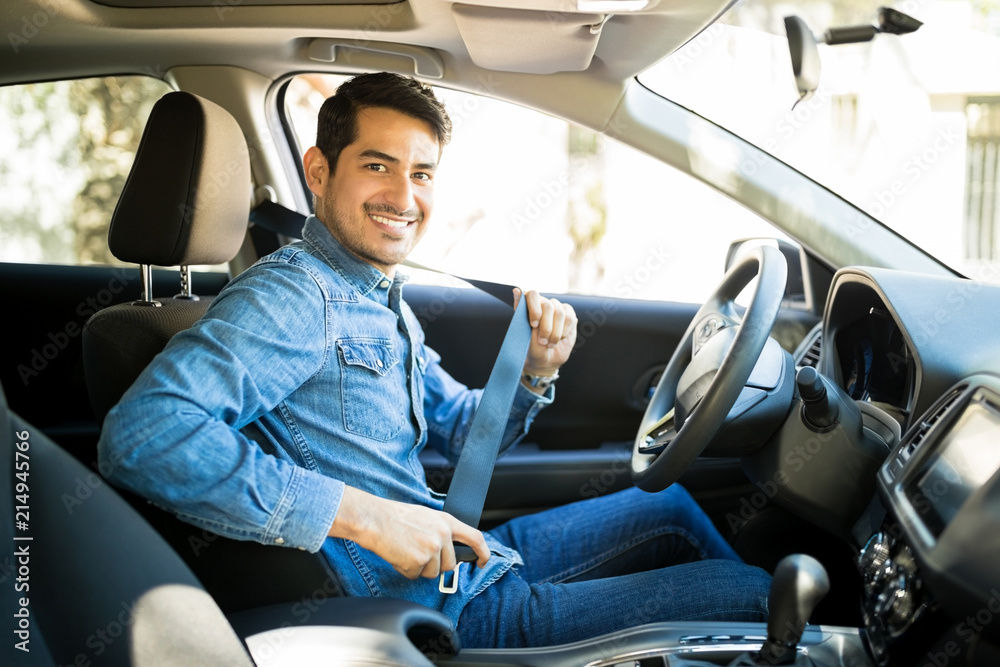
[799,330,822,368]
[901,385,966,461]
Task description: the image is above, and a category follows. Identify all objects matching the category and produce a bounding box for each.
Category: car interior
[4,0,1000,666]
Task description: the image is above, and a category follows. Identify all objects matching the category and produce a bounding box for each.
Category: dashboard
[860,376,1000,666]
[817,267,1000,666]
[824,276,916,429]
[835,308,912,425]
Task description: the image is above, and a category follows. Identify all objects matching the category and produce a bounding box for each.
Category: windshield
[641,0,1000,283]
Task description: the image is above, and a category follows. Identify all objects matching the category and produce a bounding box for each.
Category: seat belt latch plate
[439,563,463,594]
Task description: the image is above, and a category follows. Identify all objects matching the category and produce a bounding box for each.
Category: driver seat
[80,90,342,613]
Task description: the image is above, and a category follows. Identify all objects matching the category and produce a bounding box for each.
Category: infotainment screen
[904,397,1000,538]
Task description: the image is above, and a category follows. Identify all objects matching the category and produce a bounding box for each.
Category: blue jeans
[457,484,771,648]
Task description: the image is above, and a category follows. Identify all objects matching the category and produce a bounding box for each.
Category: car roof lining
[91,0,399,5]
[2,0,732,104]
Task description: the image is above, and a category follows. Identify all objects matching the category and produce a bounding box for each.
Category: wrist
[522,363,560,377]
[521,368,559,394]
[329,486,378,541]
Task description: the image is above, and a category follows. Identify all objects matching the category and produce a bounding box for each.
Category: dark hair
[315,72,452,172]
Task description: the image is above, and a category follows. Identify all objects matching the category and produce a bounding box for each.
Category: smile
[369,213,414,229]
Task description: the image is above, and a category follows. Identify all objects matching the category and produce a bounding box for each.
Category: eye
[412,172,431,181]
[366,164,387,173]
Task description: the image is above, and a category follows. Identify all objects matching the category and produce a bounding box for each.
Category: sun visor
[451,4,606,74]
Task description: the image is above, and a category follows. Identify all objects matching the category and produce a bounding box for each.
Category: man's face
[308,106,439,276]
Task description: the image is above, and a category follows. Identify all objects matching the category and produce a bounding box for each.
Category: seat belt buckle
[439,562,464,594]
[439,543,478,594]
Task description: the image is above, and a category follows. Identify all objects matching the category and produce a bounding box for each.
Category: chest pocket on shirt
[337,338,406,442]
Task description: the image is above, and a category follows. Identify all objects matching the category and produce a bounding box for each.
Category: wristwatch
[522,370,559,392]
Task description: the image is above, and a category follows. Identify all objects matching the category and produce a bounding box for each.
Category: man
[99,72,769,649]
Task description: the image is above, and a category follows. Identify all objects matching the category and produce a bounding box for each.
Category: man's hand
[328,486,491,579]
[514,288,577,379]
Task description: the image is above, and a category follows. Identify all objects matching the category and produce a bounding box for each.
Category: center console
[857,375,1000,666]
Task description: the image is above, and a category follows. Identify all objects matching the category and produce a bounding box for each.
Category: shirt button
[380,279,390,288]
[274,537,285,545]
[376,359,383,368]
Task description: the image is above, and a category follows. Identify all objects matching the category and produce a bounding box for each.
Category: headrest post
[174,265,200,301]
[141,263,153,301]
[130,264,161,308]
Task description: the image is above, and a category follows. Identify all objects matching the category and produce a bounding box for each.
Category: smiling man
[99,72,770,650]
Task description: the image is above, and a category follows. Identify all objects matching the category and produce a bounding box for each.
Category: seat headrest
[109,91,250,267]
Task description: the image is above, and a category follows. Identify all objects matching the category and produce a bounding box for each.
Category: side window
[283,74,783,303]
[0,76,179,267]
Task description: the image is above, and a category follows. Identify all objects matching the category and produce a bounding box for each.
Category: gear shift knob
[756,554,830,664]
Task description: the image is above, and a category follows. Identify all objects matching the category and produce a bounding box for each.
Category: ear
[303,146,330,198]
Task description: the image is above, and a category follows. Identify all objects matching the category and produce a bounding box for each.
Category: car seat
[79,90,342,614]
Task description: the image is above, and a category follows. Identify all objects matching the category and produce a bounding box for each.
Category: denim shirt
[98,215,552,624]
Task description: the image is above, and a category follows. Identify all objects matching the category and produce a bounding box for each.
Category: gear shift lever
[755,554,830,665]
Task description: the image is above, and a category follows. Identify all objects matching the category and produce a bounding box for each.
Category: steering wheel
[632,244,788,492]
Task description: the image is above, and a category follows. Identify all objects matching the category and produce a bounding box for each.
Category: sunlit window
[283,74,783,303]
[641,0,1000,282]
[0,76,226,272]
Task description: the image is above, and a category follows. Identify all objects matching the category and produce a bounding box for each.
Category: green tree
[0,76,168,265]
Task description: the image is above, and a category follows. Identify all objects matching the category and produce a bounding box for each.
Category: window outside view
[0,76,171,267]
[285,74,783,304]
[641,0,1000,284]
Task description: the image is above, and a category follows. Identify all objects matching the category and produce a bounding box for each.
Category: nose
[384,172,418,215]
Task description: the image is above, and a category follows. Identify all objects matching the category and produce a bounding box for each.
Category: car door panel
[406,284,698,450]
[406,284,819,523]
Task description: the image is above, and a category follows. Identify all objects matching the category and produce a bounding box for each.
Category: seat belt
[402,261,533,593]
[249,203,535,594]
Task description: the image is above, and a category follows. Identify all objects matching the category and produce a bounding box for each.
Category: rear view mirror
[784,8,922,109]
[783,15,821,108]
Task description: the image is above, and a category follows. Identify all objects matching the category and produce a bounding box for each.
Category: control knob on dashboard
[859,531,893,581]
[874,572,920,637]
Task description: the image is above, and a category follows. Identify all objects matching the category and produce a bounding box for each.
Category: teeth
[371,214,410,229]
